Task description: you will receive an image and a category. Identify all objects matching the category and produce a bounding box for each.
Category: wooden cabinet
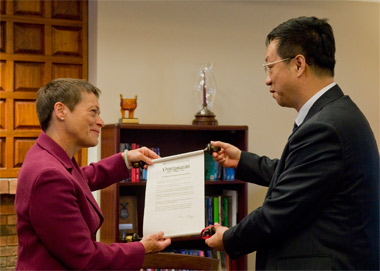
[100,123,248,270]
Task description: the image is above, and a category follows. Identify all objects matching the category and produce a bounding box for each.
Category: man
[206,16,379,270]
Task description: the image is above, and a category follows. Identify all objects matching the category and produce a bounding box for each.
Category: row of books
[205,190,238,228]
[205,153,235,181]
[120,143,235,182]
[175,249,232,271]
[119,143,161,183]
[117,189,238,242]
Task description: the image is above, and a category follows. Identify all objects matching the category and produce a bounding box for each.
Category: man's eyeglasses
[263,57,295,74]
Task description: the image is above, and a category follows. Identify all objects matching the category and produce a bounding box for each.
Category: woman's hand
[140,231,171,254]
[122,147,160,168]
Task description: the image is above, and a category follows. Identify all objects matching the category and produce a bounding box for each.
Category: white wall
[89,1,380,270]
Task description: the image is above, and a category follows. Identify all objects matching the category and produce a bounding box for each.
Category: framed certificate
[143,150,205,238]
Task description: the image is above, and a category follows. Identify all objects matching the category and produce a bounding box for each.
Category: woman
[15,78,171,270]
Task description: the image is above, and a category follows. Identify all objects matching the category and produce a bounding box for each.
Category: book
[135,143,140,182]
[223,190,238,226]
[221,167,235,181]
[226,195,233,227]
[205,196,214,226]
[204,152,216,180]
[131,143,137,182]
[119,143,131,182]
[216,162,222,180]
[213,196,220,224]
[222,196,229,227]
[119,143,161,183]
[220,251,227,270]
[228,168,235,181]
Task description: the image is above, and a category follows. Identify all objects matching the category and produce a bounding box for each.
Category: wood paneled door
[0,0,88,177]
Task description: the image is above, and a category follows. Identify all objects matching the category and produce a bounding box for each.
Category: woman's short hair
[36,78,101,131]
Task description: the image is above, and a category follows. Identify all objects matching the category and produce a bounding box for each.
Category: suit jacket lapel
[303,84,344,124]
[37,132,104,224]
[267,85,344,195]
[71,159,105,225]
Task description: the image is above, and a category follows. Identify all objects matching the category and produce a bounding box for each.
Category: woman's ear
[53,102,66,121]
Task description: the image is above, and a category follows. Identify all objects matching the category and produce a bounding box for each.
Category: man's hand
[210,141,241,169]
[140,231,171,254]
[205,223,228,251]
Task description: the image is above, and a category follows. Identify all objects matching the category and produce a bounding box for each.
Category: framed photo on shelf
[119,195,138,234]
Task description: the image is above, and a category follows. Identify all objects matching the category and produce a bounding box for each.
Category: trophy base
[192,108,218,126]
[119,118,139,124]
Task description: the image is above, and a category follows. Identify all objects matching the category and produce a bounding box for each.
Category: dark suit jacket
[223,85,380,270]
[15,132,145,270]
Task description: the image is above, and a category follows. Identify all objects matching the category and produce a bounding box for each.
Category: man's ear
[294,55,307,76]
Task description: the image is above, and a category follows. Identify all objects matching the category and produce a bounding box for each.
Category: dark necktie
[293,123,298,132]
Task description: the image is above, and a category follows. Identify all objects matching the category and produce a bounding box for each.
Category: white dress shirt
[295,82,337,126]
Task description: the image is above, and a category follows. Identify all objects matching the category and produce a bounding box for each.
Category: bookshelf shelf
[99,123,248,270]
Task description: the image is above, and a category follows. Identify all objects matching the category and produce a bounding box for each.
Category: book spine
[119,143,131,182]
[135,144,140,182]
[205,196,214,226]
[204,152,215,180]
[131,143,137,182]
[223,189,238,226]
[218,195,222,225]
[213,196,219,224]
[223,196,229,226]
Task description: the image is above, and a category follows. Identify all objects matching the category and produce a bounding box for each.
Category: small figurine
[120,94,137,119]
[120,202,129,219]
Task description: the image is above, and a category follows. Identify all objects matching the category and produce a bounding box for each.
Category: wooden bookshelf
[99,123,248,270]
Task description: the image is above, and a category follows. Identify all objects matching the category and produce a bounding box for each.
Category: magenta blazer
[15,132,145,270]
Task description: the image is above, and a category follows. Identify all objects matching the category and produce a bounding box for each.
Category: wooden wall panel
[52,0,81,21]
[14,62,44,92]
[0,61,6,91]
[53,63,82,79]
[0,99,5,129]
[14,101,40,129]
[14,138,36,167]
[0,0,5,14]
[0,137,4,168]
[0,21,5,52]
[14,0,44,17]
[52,26,82,56]
[14,23,44,55]
[0,0,88,177]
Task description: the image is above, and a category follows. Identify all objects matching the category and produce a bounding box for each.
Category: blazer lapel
[303,84,344,123]
[267,85,344,196]
[37,132,104,225]
[71,159,104,224]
